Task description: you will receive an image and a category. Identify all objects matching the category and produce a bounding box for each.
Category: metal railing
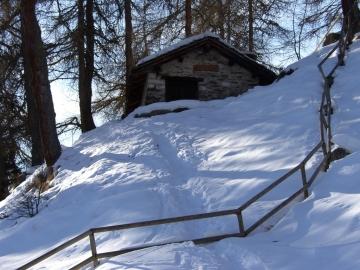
[317,2,360,156]
[18,140,327,270]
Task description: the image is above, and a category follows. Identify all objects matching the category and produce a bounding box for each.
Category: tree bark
[21,0,61,167]
[21,15,44,166]
[125,0,134,86]
[248,0,254,52]
[341,0,360,39]
[78,0,96,133]
[341,0,352,18]
[226,0,231,42]
[0,126,10,201]
[185,0,192,37]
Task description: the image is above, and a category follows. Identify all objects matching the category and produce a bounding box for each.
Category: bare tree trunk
[125,0,134,85]
[21,0,61,167]
[185,0,192,37]
[21,17,44,166]
[24,62,45,166]
[341,0,352,18]
[141,3,149,58]
[342,0,360,39]
[216,0,225,39]
[0,126,9,201]
[248,0,254,52]
[78,0,96,133]
[226,0,231,42]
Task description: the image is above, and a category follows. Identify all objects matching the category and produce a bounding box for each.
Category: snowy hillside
[1,40,360,270]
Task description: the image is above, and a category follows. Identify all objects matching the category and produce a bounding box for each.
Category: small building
[124,32,276,117]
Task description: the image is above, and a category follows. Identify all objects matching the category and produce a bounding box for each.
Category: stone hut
[124,32,276,117]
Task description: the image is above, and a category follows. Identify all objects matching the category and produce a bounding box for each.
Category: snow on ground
[1,41,360,269]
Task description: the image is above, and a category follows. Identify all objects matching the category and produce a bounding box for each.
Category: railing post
[326,85,332,144]
[319,111,328,156]
[89,230,99,267]
[300,163,309,199]
[236,211,245,236]
[338,19,347,66]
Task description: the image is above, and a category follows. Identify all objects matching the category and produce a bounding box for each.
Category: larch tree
[248,0,254,52]
[185,0,192,37]
[77,0,96,133]
[341,0,360,39]
[125,0,134,86]
[0,0,47,201]
[21,17,44,166]
[1,0,43,168]
[20,0,61,167]
[44,0,134,122]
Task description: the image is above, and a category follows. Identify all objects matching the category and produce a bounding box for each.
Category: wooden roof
[124,34,277,117]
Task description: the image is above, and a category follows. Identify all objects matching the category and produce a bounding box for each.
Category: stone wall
[144,48,259,105]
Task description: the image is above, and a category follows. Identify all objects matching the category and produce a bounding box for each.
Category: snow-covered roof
[137,31,255,66]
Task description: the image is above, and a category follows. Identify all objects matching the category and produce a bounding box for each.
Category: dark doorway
[165,77,198,102]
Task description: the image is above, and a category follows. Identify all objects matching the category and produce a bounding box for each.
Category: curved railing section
[17,141,328,270]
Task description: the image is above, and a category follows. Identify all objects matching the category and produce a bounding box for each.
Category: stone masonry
[143,48,259,105]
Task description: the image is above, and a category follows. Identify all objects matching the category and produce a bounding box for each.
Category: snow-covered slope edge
[96,41,360,270]
[0,41,360,269]
[97,40,360,270]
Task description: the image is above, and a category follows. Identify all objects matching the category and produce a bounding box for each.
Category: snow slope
[1,41,360,269]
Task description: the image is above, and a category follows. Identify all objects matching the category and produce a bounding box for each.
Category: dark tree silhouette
[20,0,61,167]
